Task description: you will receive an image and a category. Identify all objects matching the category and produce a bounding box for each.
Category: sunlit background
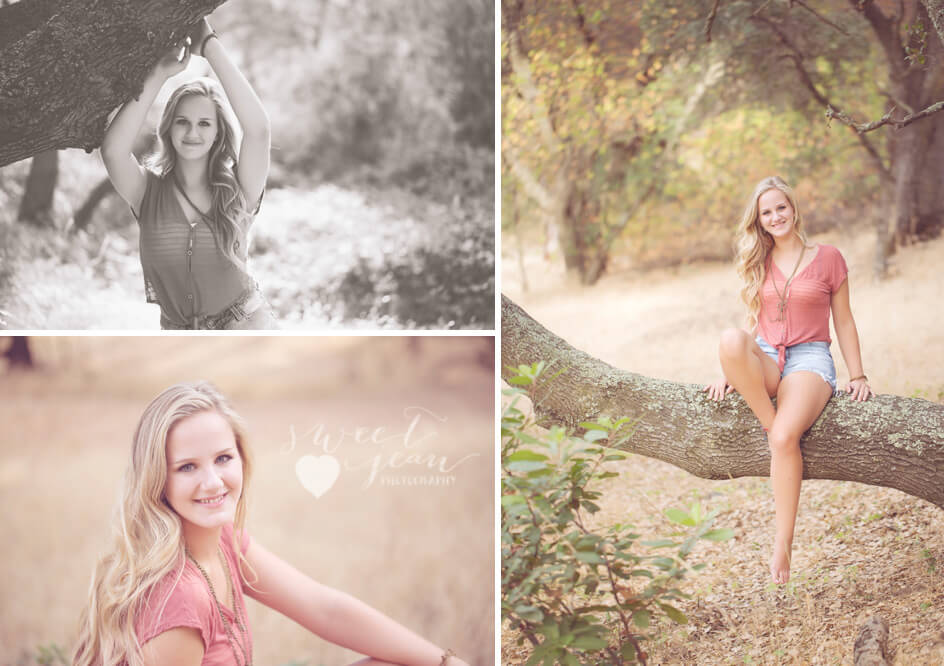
[0,336,495,665]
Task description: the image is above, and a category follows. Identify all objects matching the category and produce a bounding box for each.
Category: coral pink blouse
[135,524,253,665]
[756,244,848,371]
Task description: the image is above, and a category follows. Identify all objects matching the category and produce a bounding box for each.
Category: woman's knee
[718,327,751,361]
[767,426,800,456]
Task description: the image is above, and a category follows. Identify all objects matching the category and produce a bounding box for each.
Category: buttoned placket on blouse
[187,219,197,328]
[172,183,204,329]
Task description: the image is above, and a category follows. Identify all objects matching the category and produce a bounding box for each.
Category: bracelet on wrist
[849,374,868,383]
[200,32,219,57]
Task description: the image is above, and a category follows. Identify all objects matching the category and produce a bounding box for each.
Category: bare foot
[770,539,791,584]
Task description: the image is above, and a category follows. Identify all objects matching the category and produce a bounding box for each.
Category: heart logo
[295,455,340,498]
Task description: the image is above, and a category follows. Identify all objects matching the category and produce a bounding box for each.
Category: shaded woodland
[502,0,944,285]
[0,0,494,329]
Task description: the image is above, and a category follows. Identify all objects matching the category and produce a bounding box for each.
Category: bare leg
[717,329,781,429]
[767,372,833,584]
[347,659,399,666]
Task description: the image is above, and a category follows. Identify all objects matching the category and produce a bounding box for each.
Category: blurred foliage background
[502,0,944,286]
[0,0,494,329]
[0,335,494,665]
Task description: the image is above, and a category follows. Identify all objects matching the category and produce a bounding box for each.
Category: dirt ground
[501,232,944,664]
[0,337,494,666]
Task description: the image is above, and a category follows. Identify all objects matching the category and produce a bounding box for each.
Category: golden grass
[0,337,494,665]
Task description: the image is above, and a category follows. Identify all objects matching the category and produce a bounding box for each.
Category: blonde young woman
[72,382,469,666]
[704,176,872,585]
[101,17,275,329]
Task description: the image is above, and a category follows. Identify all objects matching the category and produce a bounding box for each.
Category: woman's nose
[200,469,224,488]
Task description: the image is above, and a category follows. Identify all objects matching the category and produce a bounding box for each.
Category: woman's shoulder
[813,243,848,268]
[813,243,844,259]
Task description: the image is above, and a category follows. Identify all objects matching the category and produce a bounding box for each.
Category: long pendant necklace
[770,245,806,322]
[187,547,252,666]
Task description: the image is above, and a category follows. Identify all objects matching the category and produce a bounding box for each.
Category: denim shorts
[756,337,837,391]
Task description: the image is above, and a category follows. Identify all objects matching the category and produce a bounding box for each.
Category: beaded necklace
[186,546,252,666]
[769,245,806,322]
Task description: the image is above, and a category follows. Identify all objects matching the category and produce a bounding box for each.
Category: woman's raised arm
[193,18,271,207]
[100,46,189,216]
[244,539,468,666]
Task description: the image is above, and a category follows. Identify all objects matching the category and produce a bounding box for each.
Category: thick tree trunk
[71,178,115,232]
[17,149,58,226]
[501,295,944,509]
[0,0,227,167]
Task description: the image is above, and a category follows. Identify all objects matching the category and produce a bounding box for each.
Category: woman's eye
[178,463,195,472]
[199,121,211,127]
[216,454,233,464]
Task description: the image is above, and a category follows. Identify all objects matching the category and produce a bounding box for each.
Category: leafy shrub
[502,362,733,665]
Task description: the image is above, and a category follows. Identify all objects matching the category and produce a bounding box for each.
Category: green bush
[501,362,733,665]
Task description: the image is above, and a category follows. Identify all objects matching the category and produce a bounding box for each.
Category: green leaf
[665,508,695,526]
[570,635,609,650]
[659,602,688,624]
[575,551,605,564]
[540,622,560,641]
[651,557,676,570]
[582,429,608,442]
[561,653,580,666]
[506,450,549,462]
[514,604,545,623]
[500,495,526,507]
[632,609,651,628]
[507,376,533,385]
[702,528,735,542]
[641,539,678,549]
[506,461,547,473]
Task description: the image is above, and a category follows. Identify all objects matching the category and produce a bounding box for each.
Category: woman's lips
[194,492,227,505]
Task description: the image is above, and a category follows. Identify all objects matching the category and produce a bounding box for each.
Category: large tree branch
[503,147,554,210]
[501,295,944,510]
[0,0,227,167]
[826,100,944,132]
[505,21,560,152]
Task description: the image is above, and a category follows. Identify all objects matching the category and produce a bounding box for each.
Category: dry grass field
[0,336,494,666]
[501,231,944,664]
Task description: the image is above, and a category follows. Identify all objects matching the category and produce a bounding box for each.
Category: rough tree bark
[0,0,227,168]
[501,295,944,509]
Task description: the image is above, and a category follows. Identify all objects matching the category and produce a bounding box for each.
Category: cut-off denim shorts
[756,336,838,391]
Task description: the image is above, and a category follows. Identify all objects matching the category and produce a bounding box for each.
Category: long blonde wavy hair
[734,176,810,331]
[147,78,251,268]
[72,382,255,666]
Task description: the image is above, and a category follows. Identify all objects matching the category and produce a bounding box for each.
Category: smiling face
[164,410,243,532]
[757,187,796,240]
[168,94,219,162]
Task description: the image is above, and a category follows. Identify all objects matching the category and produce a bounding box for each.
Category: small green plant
[502,362,733,665]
